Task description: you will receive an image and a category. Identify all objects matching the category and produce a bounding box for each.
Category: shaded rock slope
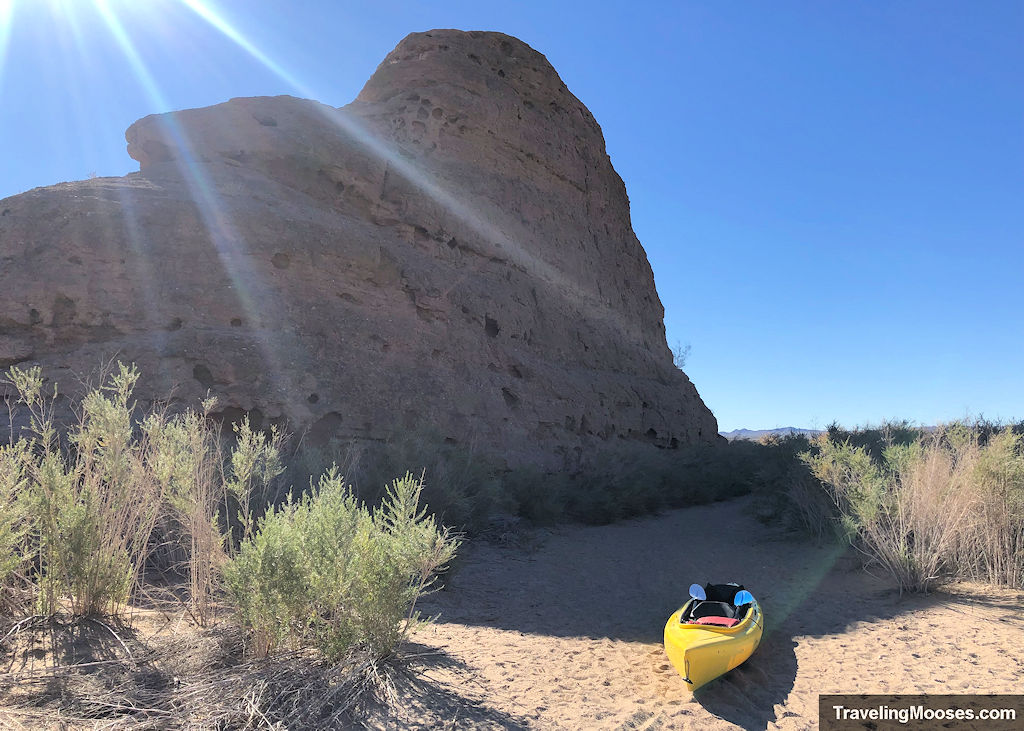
[0,29,718,467]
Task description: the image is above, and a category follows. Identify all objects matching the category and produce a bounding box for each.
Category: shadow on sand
[423,496,958,729]
[360,641,533,729]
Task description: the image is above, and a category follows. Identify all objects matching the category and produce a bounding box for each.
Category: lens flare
[91,0,301,412]
[172,1,645,343]
[0,1,13,89]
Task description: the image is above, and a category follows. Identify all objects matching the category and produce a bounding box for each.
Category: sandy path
[378,496,1024,730]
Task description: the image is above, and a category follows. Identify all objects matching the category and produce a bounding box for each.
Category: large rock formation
[0,30,718,467]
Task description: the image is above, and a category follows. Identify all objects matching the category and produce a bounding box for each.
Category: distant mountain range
[718,427,824,441]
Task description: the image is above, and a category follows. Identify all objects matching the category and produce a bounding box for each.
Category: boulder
[0,30,718,468]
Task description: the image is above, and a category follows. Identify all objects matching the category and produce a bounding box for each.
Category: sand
[1,495,1019,729]
[379,496,1024,730]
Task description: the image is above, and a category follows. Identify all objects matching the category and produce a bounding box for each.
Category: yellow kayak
[663,583,763,691]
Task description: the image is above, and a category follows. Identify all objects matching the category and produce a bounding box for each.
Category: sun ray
[92,0,305,416]
[0,0,14,91]
[177,0,304,91]
[173,0,648,346]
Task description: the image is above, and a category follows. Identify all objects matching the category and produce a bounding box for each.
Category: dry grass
[802,424,1024,593]
[0,606,420,730]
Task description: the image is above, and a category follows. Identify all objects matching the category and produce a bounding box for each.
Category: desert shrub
[747,433,837,538]
[2,364,285,621]
[0,441,31,613]
[293,429,503,533]
[8,364,165,615]
[502,466,570,525]
[522,441,758,526]
[824,419,925,461]
[803,430,983,593]
[143,401,232,624]
[225,416,285,545]
[959,429,1024,587]
[225,469,458,661]
[670,441,757,507]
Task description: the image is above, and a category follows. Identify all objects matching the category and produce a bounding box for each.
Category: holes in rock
[497,69,505,77]
[28,309,41,325]
[414,225,430,241]
[1,209,9,216]
[501,387,519,409]
[335,181,345,192]
[167,317,183,331]
[484,316,500,338]
[500,40,513,56]
[307,393,320,404]
[271,252,291,269]
[523,99,534,110]
[411,120,426,134]
[255,115,277,127]
[467,53,481,64]
[406,93,420,101]
[230,318,242,327]
[68,255,83,265]
[670,437,679,449]
[646,428,658,440]
[307,411,343,447]
[432,107,443,118]
[447,237,458,249]
[508,365,524,379]
[193,364,214,389]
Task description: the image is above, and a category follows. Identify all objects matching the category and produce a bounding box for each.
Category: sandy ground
[381,496,1024,730]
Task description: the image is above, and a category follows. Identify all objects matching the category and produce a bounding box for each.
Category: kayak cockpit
[678,582,754,628]
[664,582,764,690]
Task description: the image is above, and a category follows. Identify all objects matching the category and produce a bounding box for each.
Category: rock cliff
[0,29,718,467]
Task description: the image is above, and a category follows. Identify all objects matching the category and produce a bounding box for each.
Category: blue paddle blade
[688,583,706,600]
[734,589,754,605]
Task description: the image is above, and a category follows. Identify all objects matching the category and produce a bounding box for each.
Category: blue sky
[1,1,1021,431]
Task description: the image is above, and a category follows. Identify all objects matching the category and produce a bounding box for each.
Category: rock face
[0,30,718,467]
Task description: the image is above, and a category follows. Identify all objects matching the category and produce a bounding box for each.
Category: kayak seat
[690,600,736,620]
[693,616,740,627]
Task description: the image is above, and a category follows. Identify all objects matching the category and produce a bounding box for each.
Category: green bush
[292,429,503,533]
[962,429,1024,587]
[801,425,1024,592]
[8,364,163,616]
[0,441,31,612]
[502,466,569,525]
[2,363,286,621]
[225,469,459,661]
[143,402,231,625]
